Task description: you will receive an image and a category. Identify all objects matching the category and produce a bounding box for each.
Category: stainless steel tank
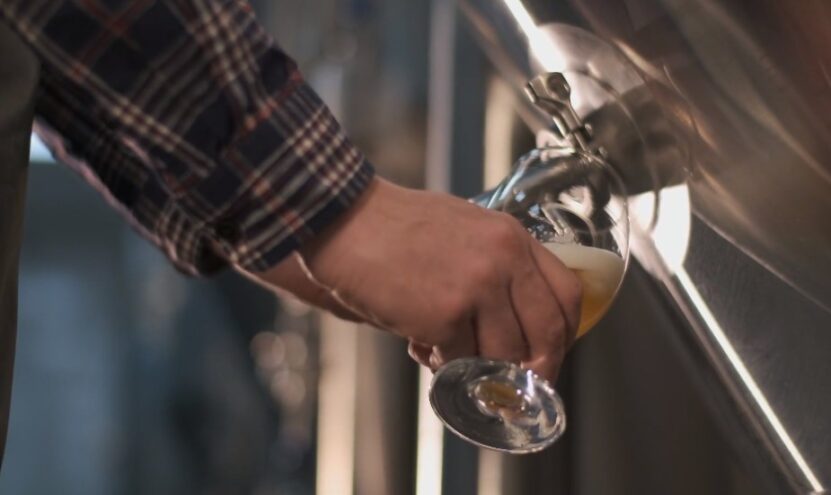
[443,1,831,493]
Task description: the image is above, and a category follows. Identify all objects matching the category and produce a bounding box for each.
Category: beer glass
[429,145,629,453]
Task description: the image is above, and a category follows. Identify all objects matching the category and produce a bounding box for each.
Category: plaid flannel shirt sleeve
[0,0,374,275]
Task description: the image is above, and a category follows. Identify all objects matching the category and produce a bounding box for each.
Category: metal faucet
[524,73,592,152]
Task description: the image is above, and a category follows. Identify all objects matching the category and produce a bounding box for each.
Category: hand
[281,178,582,382]
[239,252,365,323]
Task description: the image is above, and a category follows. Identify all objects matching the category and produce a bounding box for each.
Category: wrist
[297,176,390,279]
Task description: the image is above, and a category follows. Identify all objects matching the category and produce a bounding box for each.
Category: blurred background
[3,0,831,494]
[2,1,431,494]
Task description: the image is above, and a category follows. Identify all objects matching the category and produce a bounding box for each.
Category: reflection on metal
[525,73,591,151]
[575,0,831,312]
[460,1,831,492]
[501,0,567,72]
[315,314,358,495]
[631,219,824,494]
[672,269,824,494]
[462,10,672,220]
[630,185,690,275]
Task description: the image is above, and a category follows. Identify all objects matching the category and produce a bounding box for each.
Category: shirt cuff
[182,82,375,274]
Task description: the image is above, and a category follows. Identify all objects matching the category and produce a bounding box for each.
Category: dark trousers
[0,23,39,465]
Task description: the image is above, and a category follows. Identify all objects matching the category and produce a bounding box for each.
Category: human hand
[240,252,365,323]
[272,178,582,383]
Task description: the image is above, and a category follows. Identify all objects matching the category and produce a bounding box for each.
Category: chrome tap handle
[525,73,590,151]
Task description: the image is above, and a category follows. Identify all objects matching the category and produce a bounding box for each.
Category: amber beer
[544,243,625,338]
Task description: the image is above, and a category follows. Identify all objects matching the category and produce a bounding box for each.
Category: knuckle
[468,257,500,287]
[488,214,523,252]
[437,292,471,325]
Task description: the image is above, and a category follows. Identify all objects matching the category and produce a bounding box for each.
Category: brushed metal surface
[459,1,831,493]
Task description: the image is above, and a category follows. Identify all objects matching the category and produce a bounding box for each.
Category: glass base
[429,358,566,453]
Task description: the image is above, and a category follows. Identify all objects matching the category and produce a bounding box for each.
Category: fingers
[408,341,435,370]
[529,240,583,348]
[474,288,527,363]
[405,237,581,385]
[509,266,568,383]
[431,320,477,369]
[431,265,527,369]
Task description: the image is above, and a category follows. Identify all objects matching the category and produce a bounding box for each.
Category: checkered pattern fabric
[0,0,374,274]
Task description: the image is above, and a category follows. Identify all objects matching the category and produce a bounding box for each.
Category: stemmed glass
[428,77,630,453]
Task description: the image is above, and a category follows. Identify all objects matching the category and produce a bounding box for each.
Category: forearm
[0,0,374,274]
